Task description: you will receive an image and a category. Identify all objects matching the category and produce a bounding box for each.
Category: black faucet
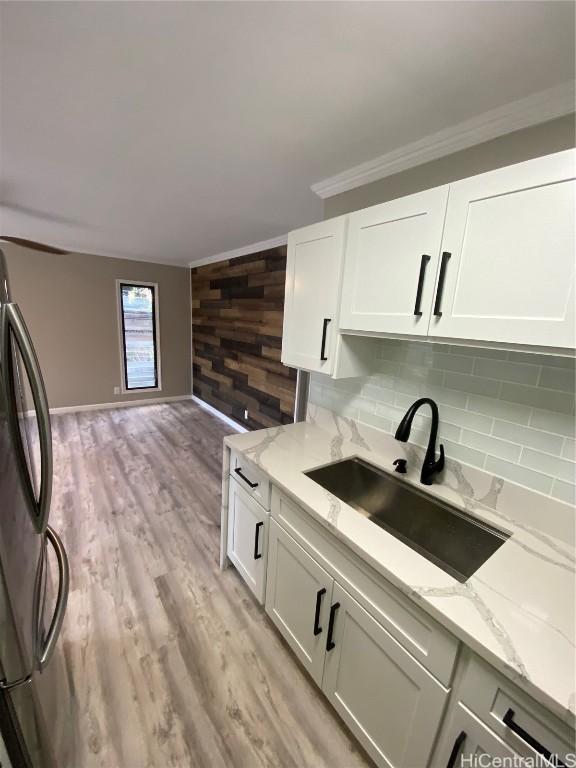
[394,398,445,485]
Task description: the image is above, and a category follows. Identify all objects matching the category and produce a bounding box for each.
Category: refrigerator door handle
[1,302,53,533]
[0,673,33,692]
[38,527,69,671]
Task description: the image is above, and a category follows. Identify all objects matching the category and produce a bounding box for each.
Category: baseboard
[191,395,248,433]
[42,394,193,416]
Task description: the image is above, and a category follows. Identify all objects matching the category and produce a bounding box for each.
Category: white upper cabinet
[282,150,576,378]
[429,149,576,349]
[281,217,347,375]
[339,186,449,336]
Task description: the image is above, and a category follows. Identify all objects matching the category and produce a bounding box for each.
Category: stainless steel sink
[305,457,509,582]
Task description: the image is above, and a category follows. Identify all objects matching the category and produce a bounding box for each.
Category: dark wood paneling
[191,247,296,430]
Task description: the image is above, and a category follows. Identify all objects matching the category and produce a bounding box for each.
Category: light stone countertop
[223,405,576,729]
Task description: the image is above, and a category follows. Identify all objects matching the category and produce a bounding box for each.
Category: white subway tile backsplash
[500,382,575,414]
[374,401,409,424]
[520,448,576,484]
[508,351,574,368]
[309,337,576,505]
[378,359,401,377]
[562,438,576,462]
[431,352,474,374]
[467,394,531,425]
[444,372,501,398]
[442,439,486,468]
[461,430,522,462]
[530,409,575,438]
[539,365,576,392]
[424,385,468,410]
[551,479,576,506]
[441,404,493,434]
[399,364,445,388]
[492,421,564,456]
[393,373,421,396]
[473,358,540,385]
[449,344,508,360]
[358,411,393,434]
[484,456,554,495]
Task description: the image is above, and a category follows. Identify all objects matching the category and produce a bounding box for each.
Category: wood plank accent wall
[191,246,297,430]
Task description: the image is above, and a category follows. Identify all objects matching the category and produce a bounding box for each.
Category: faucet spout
[394,397,445,485]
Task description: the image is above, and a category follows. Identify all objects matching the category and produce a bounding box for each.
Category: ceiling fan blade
[0,236,69,255]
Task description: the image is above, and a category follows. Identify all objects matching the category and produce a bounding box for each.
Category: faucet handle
[393,458,407,474]
[435,444,445,473]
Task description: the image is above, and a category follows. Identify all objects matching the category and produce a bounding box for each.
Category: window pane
[120,284,158,389]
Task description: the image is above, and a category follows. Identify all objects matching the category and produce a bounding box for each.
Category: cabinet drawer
[230,450,271,510]
[271,487,458,685]
[459,655,575,761]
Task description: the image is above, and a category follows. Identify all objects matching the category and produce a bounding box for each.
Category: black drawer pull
[433,251,451,317]
[446,731,466,768]
[326,602,340,651]
[234,467,258,489]
[253,521,264,560]
[413,254,430,316]
[313,588,326,636]
[503,709,566,767]
[320,318,331,361]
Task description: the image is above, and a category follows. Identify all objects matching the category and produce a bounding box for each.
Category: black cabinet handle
[446,731,466,768]
[503,709,566,767]
[413,254,430,316]
[313,588,326,636]
[253,521,264,560]
[326,602,340,651]
[320,318,331,361]
[433,251,451,317]
[235,467,258,489]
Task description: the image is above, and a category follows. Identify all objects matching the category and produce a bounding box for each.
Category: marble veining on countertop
[224,405,576,729]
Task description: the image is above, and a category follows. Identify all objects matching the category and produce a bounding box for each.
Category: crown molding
[0,235,187,268]
[189,233,288,268]
[311,81,576,199]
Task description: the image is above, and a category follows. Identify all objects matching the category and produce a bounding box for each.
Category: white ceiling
[0,1,574,267]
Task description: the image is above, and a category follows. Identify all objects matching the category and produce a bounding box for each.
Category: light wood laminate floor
[49,401,371,768]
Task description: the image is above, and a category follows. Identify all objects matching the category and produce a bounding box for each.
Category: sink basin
[305,457,509,582]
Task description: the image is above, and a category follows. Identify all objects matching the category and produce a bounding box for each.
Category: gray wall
[324,114,576,218]
[3,243,191,409]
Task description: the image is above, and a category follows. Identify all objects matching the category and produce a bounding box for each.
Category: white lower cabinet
[227,474,575,768]
[435,703,522,766]
[323,582,449,768]
[265,520,449,768]
[226,477,268,603]
[265,519,334,685]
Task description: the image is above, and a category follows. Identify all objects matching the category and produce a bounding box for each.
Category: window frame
[116,279,162,394]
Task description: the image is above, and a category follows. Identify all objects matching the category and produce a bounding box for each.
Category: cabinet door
[265,520,333,685]
[339,186,449,336]
[430,149,576,348]
[435,704,523,767]
[322,582,449,768]
[281,217,347,374]
[227,477,268,603]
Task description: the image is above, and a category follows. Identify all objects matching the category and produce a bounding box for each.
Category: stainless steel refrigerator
[0,249,70,768]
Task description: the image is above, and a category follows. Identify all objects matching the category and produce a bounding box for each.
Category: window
[117,281,161,391]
